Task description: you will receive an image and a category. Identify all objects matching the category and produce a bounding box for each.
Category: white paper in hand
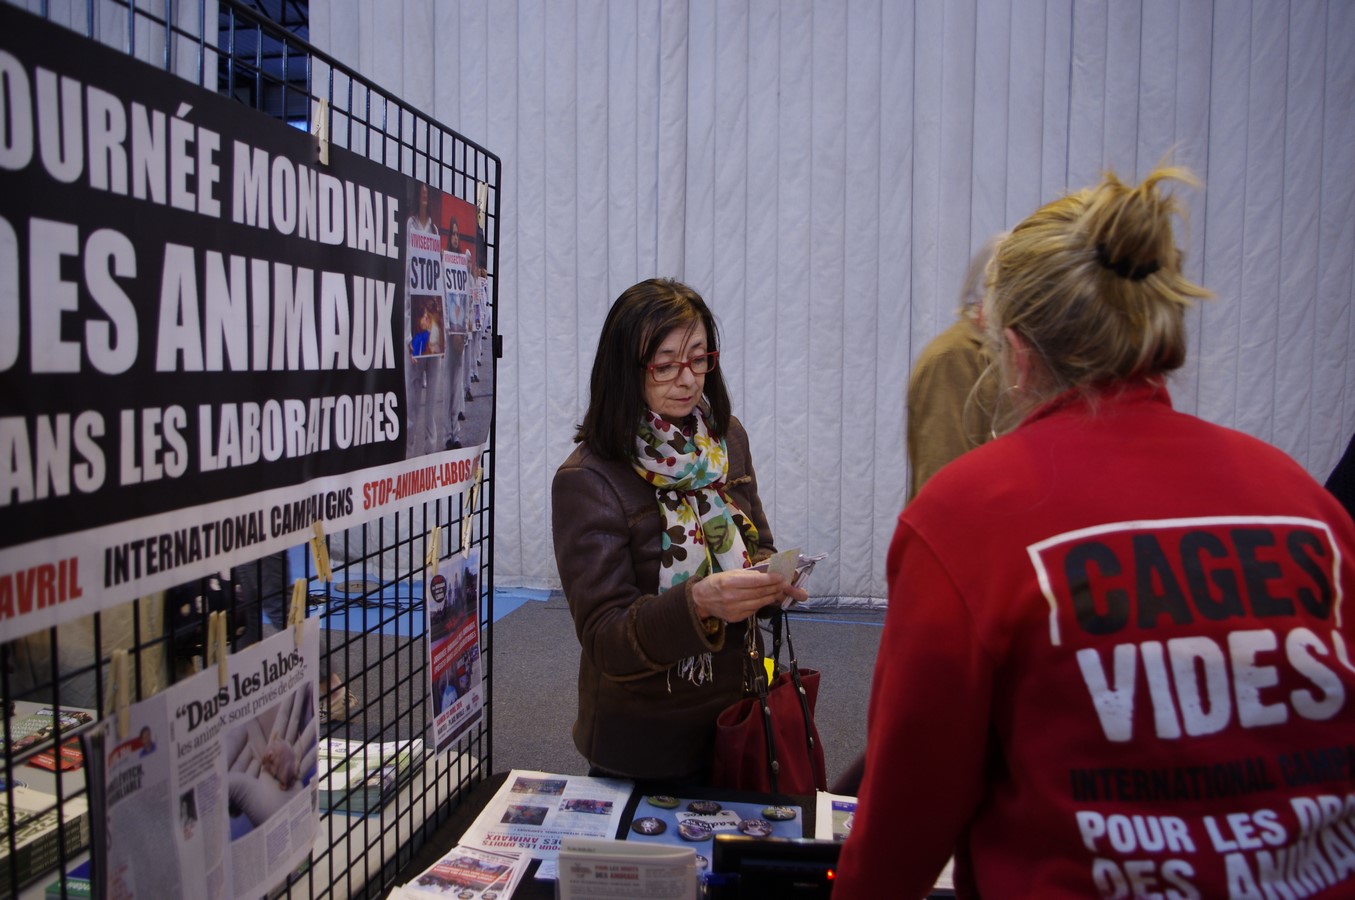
[763,547,800,583]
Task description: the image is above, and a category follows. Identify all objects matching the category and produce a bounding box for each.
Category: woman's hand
[691,569,809,624]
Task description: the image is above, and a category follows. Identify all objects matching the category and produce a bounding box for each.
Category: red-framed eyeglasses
[645,351,720,383]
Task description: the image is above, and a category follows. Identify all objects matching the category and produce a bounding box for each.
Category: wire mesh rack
[0,1,500,896]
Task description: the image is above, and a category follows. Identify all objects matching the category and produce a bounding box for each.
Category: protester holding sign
[443,228,474,450]
[405,182,445,457]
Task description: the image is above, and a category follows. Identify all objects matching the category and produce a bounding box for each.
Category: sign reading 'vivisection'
[0,7,491,640]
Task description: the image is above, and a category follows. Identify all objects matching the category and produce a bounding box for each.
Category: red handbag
[711,611,827,795]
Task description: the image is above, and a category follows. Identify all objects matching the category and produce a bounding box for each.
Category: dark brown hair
[575,278,731,460]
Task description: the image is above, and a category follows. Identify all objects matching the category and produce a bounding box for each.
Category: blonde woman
[835,168,1355,898]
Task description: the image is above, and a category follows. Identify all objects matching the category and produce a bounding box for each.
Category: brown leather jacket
[551,415,776,780]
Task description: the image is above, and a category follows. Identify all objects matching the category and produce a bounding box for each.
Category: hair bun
[1094,242,1161,281]
[1084,167,1195,283]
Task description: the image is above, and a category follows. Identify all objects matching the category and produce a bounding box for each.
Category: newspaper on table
[457,770,632,881]
[424,547,485,752]
[100,620,321,900]
[388,844,529,899]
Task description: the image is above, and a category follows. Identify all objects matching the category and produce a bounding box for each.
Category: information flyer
[389,844,529,900]
[457,771,631,877]
[426,546,484,752]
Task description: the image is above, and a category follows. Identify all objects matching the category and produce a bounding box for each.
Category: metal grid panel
[0,1,500,897]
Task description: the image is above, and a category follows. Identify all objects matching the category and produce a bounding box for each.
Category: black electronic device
[705,834,841,899]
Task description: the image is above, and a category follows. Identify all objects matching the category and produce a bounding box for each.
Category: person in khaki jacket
[551,278,805,787]
[906,235,1005,503]
[831,238,1006,798]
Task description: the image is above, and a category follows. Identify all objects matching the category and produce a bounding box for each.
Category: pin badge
[738,818,773,837]
[677,819,714,842]
[631,816,667,835]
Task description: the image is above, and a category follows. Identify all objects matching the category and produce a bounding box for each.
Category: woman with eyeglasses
[552,278,806,785]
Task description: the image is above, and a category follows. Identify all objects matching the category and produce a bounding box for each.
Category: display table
[392,772,821,898]
[392,771,958,899]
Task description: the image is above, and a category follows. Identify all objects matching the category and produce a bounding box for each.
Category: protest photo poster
[102,618,322,900]
[0,6,488,642]
[426,546,484,752]
[404,187,485,457]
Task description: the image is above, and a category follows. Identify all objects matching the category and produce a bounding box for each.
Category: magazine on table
[42,858,93,899]
[388,843,529,899]
[5,705,96,754]
[0,784,90,888]
[316,737,424,814]
[27,739,85,771]
[456,770,632,881]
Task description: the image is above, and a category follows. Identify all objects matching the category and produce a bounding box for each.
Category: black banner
[0,8,485,639]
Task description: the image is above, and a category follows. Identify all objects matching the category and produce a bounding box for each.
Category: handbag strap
[744,621,782,793]
[777,611,820,784]
[748,610,820,794]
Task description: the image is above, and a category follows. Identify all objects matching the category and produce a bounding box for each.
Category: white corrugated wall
[309,0,1355,603]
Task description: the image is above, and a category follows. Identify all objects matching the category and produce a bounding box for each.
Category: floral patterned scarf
[632,407,759,686]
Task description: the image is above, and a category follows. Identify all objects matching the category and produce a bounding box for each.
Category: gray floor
[486,595,885,786]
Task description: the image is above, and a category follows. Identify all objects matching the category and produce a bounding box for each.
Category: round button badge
[646,795,680,809]
[738,818,773,837]
[686,800,722,814]
[762,806,796,821]
[631,816,667,836]
[677,819,714,842]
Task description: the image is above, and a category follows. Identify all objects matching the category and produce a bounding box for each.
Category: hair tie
[1095,243,1160,281]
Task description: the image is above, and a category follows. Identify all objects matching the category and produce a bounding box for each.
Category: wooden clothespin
[206,611,228,688]
[461,463,482,554]
[289,578,308,648]
[476,180,488,228]
[215,611,228,688]
[313,97,330,166]
[110,649,130,740]
[310,520,332,583]
[426,525,442,574]
[205,612,217,669]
